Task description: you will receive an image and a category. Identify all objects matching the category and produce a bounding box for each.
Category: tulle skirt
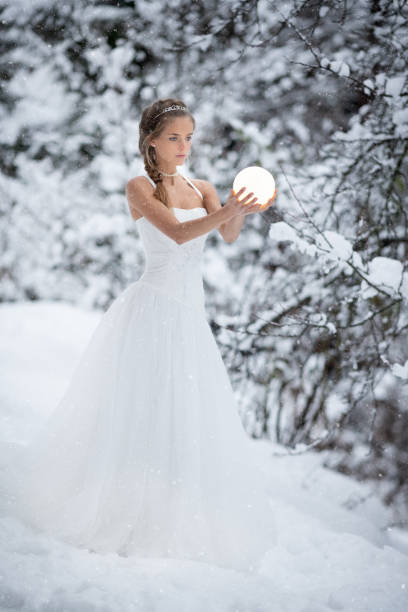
[0,279,276,571]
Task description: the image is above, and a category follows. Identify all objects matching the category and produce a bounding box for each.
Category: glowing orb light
[233,166,276,209]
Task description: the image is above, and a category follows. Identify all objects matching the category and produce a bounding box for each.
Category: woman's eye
[168,136,192,142]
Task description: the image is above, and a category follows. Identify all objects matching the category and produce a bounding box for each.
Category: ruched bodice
[136,173,209,311]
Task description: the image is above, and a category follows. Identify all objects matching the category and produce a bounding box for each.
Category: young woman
[0,98,278,572]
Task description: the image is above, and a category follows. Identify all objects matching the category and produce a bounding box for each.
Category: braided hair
[138,98,195,208]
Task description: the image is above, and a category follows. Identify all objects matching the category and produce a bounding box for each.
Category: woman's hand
[224,187,258,215]
[240,188,277,216]
[224,187,277,216]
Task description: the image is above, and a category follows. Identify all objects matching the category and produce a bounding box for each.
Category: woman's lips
[177,154,186,157]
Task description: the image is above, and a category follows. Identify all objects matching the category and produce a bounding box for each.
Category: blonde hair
[138,98,195,208]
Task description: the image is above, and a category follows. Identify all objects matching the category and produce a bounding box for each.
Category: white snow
[363,78,375,95]
[386,75,406,98]
[330,60,350,78]
[269,226,406,301]
[393,108,408,138]
[361,256,404,298]
[268,222,318,257]
[319,57,350,77]
[0,300,407,612]
[316,230,353,260]
[391,360,408,380]
[325,393,349,420]
[268,223,364,270]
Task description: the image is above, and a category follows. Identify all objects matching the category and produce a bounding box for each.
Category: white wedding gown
[0,173,276,572]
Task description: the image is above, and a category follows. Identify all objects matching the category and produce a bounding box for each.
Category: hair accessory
[153,104,187,121]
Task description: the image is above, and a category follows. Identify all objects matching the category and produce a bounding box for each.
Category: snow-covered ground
[0,301,407,612]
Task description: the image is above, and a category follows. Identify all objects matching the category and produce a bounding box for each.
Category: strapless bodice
[136,207,209,310]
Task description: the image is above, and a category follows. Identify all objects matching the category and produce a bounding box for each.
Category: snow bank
[0,301,407,611]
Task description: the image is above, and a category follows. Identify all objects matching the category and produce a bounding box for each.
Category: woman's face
[150,116,194,167]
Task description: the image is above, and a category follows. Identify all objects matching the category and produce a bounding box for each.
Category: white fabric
[0,180,276,572]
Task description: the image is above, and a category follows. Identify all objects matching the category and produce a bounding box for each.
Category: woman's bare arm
[195,180,244,243]
[126,177,240,245]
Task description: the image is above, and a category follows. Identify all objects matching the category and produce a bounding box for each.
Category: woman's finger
[233,186,247,198]
[245,199,259,209]
[240,191,256,202]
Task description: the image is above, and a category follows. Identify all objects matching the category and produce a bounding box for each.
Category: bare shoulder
[189,178,215,195]
[127,175,153,193]
[190,178,220,213]
[126,176,155,221]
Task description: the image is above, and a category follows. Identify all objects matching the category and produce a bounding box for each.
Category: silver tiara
[153,104,188,120]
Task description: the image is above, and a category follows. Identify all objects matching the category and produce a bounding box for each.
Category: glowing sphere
[233,166,276,208]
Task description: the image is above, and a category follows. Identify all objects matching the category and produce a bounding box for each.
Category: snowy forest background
[0,0,407,524]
